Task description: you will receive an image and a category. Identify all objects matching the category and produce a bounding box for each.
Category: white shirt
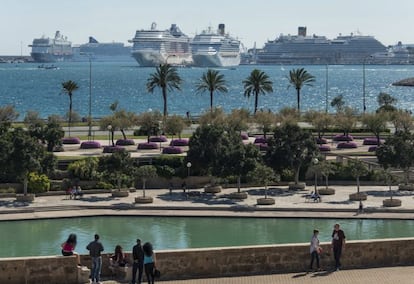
[310,235,320,253]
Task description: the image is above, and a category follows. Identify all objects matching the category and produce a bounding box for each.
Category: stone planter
[288,182,306,190]
[349,192,368,201]
[398,184,414,191]
[229,191,248,200]
[135,196,153,204]
[383,198,402,207]
[111,190,129,198]
[317,188,336,195]
[256,197,275,205]
[204,185,222,194]
[16,194,35,202]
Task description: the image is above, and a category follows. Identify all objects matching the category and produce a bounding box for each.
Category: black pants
[132,261,144,284]
[333,246,342,269]
[310,251,320,269]
[144,262,155,284]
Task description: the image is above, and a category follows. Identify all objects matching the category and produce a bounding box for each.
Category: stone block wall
[3,238,414,283]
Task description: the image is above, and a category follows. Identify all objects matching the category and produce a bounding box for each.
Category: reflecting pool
[1,216,413,257]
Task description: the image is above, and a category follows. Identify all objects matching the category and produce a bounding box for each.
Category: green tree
[164,115,186,140]
[43,116,64,152]
[67,157,99,181]
[361,112,389,146]
[377,92,397,113]
[147,63,182,118]
[330,95,345,113]
[198,107,226,127]
[377,131,414,185]
[390,109,413,132]
[195,69,228,112]
[136,165,158,197]
[24,111,45,143]
[137,111,162,142]
[243,69,273,114]
[276,107,300,126]
[98,151,134,189]
[61,80,79,137]
[349,159,369,195]
[253,111,274,139]
[266,124,319,185]
[304,110,333,139]
[287,68,315,113]
[225,109,250,134]
[335,107,357,137]
[247,164,279,199]
[0,105,19,134]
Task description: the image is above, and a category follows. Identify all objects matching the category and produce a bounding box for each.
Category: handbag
[154,268,161,278]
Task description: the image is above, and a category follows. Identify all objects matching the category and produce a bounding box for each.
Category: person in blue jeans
[143,242,156,284]
[86,234,104,284]
[132,238,144,284]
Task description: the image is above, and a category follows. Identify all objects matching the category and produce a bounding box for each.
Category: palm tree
[146,64,182,118]
[195,69,228,112]
[61,80,79,136]
[287,68,315,113]
[243,69,273,114]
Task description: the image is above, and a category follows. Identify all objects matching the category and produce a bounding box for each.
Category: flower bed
[255,143,268,151]
[337,142,358,149]
[102,146,125,153]
[137,142,159,150]
[170,139,189,146]
[254,137,267,144]
[363,137,381,145]
[368,146,377,152]
[80,141,101,149]
[149,136,168,143]
[62,137,81,144]
[316,137,328,144]
[333,134,353,142]
[319,145,331,152]
[116,139,135,146]
[162,146,184,154]
[241,133,249,140]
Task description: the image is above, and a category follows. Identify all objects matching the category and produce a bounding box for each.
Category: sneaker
[336,267,340,271]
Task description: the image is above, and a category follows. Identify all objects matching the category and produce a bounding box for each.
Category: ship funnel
[55,31,61,39]
[89,37,99,43]
[151,22,157,30]
[218,24,225,36]
[298,26,307,37]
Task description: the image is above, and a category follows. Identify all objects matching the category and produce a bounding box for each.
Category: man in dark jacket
[132,238,145,284]
[86,234,104,284]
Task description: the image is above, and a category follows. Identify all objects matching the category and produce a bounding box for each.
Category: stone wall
[2,238,414,283]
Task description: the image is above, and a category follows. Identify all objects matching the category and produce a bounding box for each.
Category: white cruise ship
[29,31,73,62]
[130,23,192,67]
[191,24,241,67]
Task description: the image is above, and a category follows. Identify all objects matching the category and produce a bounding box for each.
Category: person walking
[331,223,346,271]
[143,242,156,284]
[309,229,321,272]
[86,234,104,284]
[132,238,145,284]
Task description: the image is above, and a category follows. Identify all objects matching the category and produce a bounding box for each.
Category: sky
[1,0,414,55]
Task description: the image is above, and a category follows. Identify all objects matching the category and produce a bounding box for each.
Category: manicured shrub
[169,139,189,146]
[28,172,50,193]
[316,137,328,144]
[80,141,101,149]
[62,137,81,144]
[319,145,331,152]
[137,142,159,150]
[254,137,267,144]
[337,142,358,149]
[333,134,353,142]
[149,136,168,142]
[363,137,382,145]
[368,146,377,152]
[67,157,99,181]
[241,133,249,140]
[116,139,135,146]
[96,181,113,190]
[162,146,183,154]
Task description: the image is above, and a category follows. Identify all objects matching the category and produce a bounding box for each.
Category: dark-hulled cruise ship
[29,31,73,62]
[72,37,133,62]
[256,27,389,65]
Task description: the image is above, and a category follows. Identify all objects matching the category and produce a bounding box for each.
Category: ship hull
[192,53,240,67]
[30,52,72,63]
[131,51,192,67]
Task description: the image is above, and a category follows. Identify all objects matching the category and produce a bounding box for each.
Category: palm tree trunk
[120,129,127,140]
[143,179,146,197]
[68,94,72,137]
[23,176,28,195]
[210,90,214,112]
[237,175,241,193]
[357,176,360,194]
[162,88,168,118]
[264,184,268,199]
[111,130,115,146]
[294,166,300,184]
[296,88,301,113]
[254,91,259,114]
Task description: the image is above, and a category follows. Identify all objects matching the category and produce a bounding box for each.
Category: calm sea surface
[1,62,414,119]
[1,216,413,257]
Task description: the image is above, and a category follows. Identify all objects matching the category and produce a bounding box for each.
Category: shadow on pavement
[77,196,116,203]
[0,200,30,208]
[157,192,240,205]
[247,187,294,197]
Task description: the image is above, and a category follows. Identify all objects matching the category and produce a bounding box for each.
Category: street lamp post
[88,57,92,139]
[325,64,329,113]
[313,158,319,194]
[186,162,192,190]
[362,55,372,113]
[107,125,112,146]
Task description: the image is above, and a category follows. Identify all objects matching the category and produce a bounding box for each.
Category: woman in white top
[309,229,321,271]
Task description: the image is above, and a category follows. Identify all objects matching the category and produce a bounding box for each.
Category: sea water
[1,62,413,119]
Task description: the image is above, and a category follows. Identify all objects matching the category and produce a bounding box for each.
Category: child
[309,229,321,271]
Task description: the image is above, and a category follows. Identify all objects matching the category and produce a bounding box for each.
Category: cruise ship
[72,37,133,62]
[130,23,192,67]
[256,27,388,65]
[29,31,73,62]
[191,24,241,67]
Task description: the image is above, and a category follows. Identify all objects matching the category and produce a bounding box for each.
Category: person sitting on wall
[111,245,127,267]
[73,185,83,199]
[61,233,81,265]
[311,191,321,202]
